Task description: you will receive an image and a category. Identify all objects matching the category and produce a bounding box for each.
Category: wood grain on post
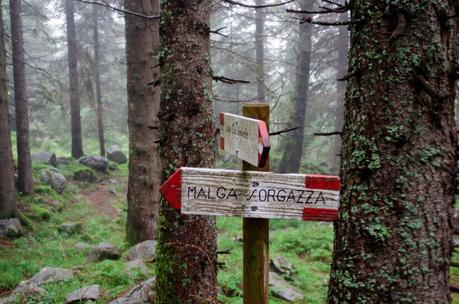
[242,103,269,304]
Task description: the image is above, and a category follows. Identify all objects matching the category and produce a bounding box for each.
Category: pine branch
[220,0,295,9]
[213,75,251,84]
[75,0,160,20]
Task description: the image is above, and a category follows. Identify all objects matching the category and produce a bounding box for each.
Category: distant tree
[328,1,457,303]
[65,0,83,159]
[255,0,265,102]
[277,0,313,173]
[155,1,217,303]
[0,0,16,218]
[10,0,33,194]
[93,5,105,157]
[124,0,161,244]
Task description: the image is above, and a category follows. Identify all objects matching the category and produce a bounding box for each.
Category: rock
[65,285,104,303]
[107,146,127,164]
[108,278,156,304]
[57,157,72,166]
[126,240,157,262]
[88,243,121,262]
[74,242,90,250]
[74,169,97,183]
[28,267,73,285]
[32,151,57,167]
[270,256,296,277]
[78,156,109,172]
[0,218,23,238]
[12,280,46,297]
[39,169,67,193]
[126,259,149,277]
[269,272,304,303]
[58,222,83,235]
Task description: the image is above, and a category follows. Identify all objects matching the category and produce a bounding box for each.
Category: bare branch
[314,131,343,136]
[75,0,160,20]
[301,16,361,26]
[269,126,300,136]
[210,27,229,37]
[220,0,295,9]
[213,75,251,84]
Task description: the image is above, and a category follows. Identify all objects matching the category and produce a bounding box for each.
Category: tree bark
[155,1,217,303]
[0,0,16,218]
[277,0,313,174]
[124,0,161,244]
[255,0,265,102]
[65,0,83,159]
[93,5,105,157]
[329,9,349,175]
[10,0,33,194]
[328,1,457,303]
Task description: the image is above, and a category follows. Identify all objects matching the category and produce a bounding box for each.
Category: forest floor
[0,160,458,303]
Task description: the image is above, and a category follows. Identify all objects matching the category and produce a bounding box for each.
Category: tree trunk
[65,0,83,159]
[93,5,105,157]
[0,0,16,218]
[329,9,349,175]
[328,2,457,303]
[277,0,313,174]
[255,0,265,102]
[124,0,161,244]
[10,0,33,194]
[156,1,217,303]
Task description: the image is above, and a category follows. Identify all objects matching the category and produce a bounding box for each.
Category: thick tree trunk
[124,0,161,244]
[0,0,16,218]
[255,0,265,102]
[10,0,33,194]
[277,0,313,174]
[328,1,457,303]
[65,0,83,159]
[93,5,105,157]
[156,1,217,303]
[329,10,349,175]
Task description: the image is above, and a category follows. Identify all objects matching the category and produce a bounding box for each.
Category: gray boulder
[79,156,109,172]
[108,278,156,304]
[126,240,157,262]
[126,259,149,277]
[32,151,57,167]
[88,243,121,262]
[0,281,46,304]
[73,169,97,183]
[39,169,67,193]
[28,267,73,285]
[58,222,83,235]
[270,256,296,277]
[269,272,304,303]
[107,146,127,164]
[65,285,104,303]
[56,157,72,166]
[0,218,23,238]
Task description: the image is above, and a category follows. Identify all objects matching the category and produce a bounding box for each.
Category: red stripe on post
[220,137,225,150]
[159,169,182,209]
[220,112,224,126]
[304,175,340,191]
[303,208,338,222]
[257,121,270,167]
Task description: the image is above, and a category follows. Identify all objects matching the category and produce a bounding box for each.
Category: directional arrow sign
[160,167,340,222]
[219,112,270,167]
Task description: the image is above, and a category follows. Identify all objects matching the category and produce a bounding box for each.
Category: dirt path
[80,178,125,218]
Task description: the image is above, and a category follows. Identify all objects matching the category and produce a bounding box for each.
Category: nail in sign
[220,112,270,167]
[160,167,341,222]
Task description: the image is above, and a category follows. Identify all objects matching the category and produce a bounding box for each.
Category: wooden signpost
[160,104,340,304]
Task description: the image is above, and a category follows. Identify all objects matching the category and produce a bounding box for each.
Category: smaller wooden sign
[220,112,270,167]
[160,167,340,222]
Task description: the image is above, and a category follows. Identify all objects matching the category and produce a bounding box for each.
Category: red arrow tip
[159,169,182,209]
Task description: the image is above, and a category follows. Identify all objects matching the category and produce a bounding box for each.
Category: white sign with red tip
[160,167,340,222]
[219,112,270,167]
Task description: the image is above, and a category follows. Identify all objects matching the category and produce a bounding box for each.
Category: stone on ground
[0,218,23,238]
[39,169,67,193]
[269,272,304,303]
[78,156,109,172]
[270,256,296,277]
[28,267,74,285]
[107,146,127,164]
[108,277,156,304]
[32,151,57,167]
[58,222,83,235]
[73,168,97,183]
[56,157,72,166]
[65,285,104,303]
[88,243,121,262]
[126,259,149,277]
[126,240,156,262]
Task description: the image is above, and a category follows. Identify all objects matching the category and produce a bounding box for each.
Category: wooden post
[242,103,269,304]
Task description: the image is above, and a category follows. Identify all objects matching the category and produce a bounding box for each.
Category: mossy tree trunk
[0,0,16,218]
[10,0,33,194]
[328,1,457,303]
[156,1,217,303]
[65,0,84,159]
[124,0,161,244]
[277,0,313,174]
